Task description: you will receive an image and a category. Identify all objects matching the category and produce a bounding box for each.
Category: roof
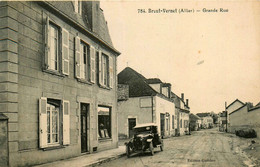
[162,83,171,87]
[196,113,211,117]
[190,113,201,120]
[134,123,157,128]
[39,1,120,55]
[180,108,190,114]
[229,103,247,115]
[146,78,162,84]
[255,102,260,107]
[226,99,244,109]
[118,67,157,97]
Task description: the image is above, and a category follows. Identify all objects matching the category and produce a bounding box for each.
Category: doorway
[128,118,136,138]
[81,103,89,153]
[160,113,165,137]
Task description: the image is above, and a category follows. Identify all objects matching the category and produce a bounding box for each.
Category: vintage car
[125,123,164,157]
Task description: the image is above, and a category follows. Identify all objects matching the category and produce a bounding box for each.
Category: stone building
[117,67,176,139]
[0,1,120,166]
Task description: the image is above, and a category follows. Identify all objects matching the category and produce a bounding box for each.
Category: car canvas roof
[134,123,157,128]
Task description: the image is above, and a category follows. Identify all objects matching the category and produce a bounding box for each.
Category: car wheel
[149,142,154,156]
[126,145,131,158]
[160,141,164,151]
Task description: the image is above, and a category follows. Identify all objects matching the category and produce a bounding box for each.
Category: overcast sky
[101,1,260,114]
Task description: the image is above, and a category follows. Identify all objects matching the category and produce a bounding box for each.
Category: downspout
[151,96,154,123]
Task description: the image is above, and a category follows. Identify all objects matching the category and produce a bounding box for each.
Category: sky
[101,1,260,114]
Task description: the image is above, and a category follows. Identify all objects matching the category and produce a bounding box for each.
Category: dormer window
[74,0,82,15]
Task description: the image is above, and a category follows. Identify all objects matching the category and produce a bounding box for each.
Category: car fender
[147,138,153,142]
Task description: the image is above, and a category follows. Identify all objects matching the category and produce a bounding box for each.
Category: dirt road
[97,128,255,167]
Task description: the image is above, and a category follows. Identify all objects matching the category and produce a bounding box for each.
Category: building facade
[196,113,213,129]
[0,1,120,166]
[226,99,244,132]
[117,67,176,139]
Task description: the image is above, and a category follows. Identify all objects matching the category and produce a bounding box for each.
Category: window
[49,24,59,71]
[184,120,189,128]
[180,119,182,128]
[102,54,109,86]
[39,98,70,148]
[80,42,90,80]
[98,106,111,139]
[172,115,174,129]
[74,0,82,14]
[166,118,169,131]
[75,36,95,83]
[44,17,69,75]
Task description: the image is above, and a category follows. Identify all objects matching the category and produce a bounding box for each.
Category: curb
[85,153,126,167]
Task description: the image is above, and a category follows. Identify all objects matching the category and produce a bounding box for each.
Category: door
[160,113,165,137]
[81,103,89,153]
[0,117,8,167]
[128,118,136,138]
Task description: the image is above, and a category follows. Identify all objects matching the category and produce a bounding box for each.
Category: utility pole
[225,102,227,132]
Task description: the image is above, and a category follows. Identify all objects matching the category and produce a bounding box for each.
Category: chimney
[85,1,100,32]
[186,99,189,107]
[181,93,184,101]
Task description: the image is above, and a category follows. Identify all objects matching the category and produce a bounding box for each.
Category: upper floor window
[80,42,91,80]
[101,54,109,86]
[44,17,69,75]
[74,0,82,15]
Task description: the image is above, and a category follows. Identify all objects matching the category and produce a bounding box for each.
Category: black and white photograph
[0,0,259,167]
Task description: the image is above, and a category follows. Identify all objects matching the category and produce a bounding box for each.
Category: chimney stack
[181,93,184,101]
[186,99,189,107]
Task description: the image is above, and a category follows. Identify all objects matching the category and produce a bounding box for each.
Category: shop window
[98,106,111,139]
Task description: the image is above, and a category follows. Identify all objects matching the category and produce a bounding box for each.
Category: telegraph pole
[225,102,227,132]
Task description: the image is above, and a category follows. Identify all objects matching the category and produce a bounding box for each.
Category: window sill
[98,138,112,142]
[41,145,65,151]
[77,78,94,85]
[99,85,112,90]
[43,69,65,78]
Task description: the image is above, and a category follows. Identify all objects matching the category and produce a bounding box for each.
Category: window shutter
[75,36,81,79]
[90,46,95,83]
[62,28,69,75]
[39,97,48,148]
[44,16,50,70]
[98,51,103,86]
[109,56,113,88]
[63,100,70,145]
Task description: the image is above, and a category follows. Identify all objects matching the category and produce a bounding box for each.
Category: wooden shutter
[109,56,113,88]
[90,46,95,83]
[39,97,48,148]
[75,36,81,78]
[44,16,50,70]
[63,100,70,145]
[62,28,69,75]
[98,51,103,86]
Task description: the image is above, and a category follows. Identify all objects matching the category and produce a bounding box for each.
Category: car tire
[160,141,164,151]
[149,142,154,156]
[126,145,131,158]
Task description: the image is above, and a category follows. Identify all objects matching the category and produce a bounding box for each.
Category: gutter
[38,1,121,55]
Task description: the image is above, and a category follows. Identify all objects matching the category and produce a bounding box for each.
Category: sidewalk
[34,146,126,167]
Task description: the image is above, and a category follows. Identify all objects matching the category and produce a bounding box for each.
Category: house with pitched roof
[171,92,190,135]
[117,67,176,139]
[0,1,120,166]
[196,113,213,129]
[189,113,201,131]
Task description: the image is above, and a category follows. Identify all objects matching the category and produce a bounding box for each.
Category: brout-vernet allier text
[137,8,229,14]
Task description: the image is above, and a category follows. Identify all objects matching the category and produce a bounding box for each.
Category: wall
[229,105,260,139]
[117,97,153,138]
[179,112,189,135]
[149,83,161,93]
[227,101,244,132]
[0,1,118,166]
[155,95,175,137]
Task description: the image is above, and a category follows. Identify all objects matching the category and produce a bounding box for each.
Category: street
[97,128,255,167]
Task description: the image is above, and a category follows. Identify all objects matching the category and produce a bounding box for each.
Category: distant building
[226,99,245,132]
[218,111,227,132]
[189,113,201,131]
[171,92,190,135]
[196,113,213,129]
[117,67,176,139]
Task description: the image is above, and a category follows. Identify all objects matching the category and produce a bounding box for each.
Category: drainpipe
[151,96,154,122]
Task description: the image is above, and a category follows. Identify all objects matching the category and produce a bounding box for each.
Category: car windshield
[134,126,152,134]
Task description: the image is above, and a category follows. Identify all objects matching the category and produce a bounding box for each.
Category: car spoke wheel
[149,142,154,156]
[126,145,131,158]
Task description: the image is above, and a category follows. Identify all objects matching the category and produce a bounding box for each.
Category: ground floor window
[180,119,182,128]
[47,100,60,144]
[172,115,174,129]
[98,106,111,139]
